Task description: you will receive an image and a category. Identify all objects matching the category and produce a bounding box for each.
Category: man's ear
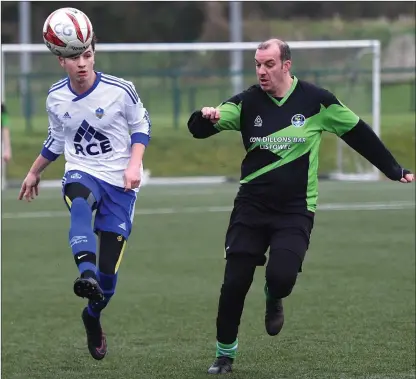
[282,60,292,73]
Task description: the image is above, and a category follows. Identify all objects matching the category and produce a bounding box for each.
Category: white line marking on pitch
[2,201,414,220]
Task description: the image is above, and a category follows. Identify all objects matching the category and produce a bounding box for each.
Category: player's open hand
[123,165,141,191]
[18,171,41,202]
[400,169,414,183]
[201,107,221,124]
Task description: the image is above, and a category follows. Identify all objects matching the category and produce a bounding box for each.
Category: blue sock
[88,271,118,318]
[69,198,97,276]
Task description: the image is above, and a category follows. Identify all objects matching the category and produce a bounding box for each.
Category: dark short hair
[257,39,291,62]
[91,34,97,52]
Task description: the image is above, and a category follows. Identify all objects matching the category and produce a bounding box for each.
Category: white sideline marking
[2,201,415,220]
[0,187,237,200]
[340,373,415,379]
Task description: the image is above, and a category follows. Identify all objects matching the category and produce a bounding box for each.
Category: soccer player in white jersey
[18,36,151,360]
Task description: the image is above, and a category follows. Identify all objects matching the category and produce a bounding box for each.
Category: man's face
[255,45,291,95]
[59,45,95,84]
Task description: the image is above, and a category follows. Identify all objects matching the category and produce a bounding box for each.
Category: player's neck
[70,72,97,95]
[271,75,293,98]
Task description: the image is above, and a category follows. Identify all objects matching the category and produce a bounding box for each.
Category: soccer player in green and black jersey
[187,39,414,375]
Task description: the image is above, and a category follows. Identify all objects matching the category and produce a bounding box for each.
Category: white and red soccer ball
[43,8,94,58]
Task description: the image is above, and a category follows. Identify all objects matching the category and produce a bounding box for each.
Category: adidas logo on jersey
[118,222,126,231]
[70,172,82,180]
[63,112,71,119]
[73,120,112,156]
[254,115,263,127]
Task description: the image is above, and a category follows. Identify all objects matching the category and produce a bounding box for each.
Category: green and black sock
[216,339,238,359]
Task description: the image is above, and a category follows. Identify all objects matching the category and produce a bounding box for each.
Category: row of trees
[1,1,414,43]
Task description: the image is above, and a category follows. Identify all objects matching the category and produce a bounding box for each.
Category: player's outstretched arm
[188,96,242,139]
[18,103,65,201]
[320,90,413,183]
[340,120,414,183]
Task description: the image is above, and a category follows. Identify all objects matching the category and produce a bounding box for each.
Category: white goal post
[1,40,381,184]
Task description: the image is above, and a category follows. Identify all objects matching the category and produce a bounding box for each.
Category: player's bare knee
[98,231,126,275]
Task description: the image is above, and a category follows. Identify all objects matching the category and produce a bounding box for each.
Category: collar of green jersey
[266,76,298,107]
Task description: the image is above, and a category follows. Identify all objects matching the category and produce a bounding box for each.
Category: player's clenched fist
[123,165,141,191]
[400,169,414,183]
[201,107,221,124]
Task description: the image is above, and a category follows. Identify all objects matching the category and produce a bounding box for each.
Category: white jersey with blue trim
[42,72,151,189]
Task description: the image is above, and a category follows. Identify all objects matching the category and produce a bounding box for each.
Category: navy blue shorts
[62,170,137,239]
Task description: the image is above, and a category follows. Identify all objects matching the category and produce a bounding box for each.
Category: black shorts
[224,200,314,266]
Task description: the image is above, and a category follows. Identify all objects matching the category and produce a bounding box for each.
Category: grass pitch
[1,181,415,379]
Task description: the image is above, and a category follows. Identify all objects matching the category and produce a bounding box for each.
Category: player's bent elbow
[40,146,61,162]
[188,124,219,139]
[187,111,219,139]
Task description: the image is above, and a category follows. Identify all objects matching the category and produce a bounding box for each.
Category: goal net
[1,40,381,185]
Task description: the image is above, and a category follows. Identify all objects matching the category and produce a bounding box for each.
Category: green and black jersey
[1,103,8,129]
[188,77,404,213]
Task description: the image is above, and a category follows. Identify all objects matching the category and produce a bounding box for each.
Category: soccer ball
[43,7,93,58]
